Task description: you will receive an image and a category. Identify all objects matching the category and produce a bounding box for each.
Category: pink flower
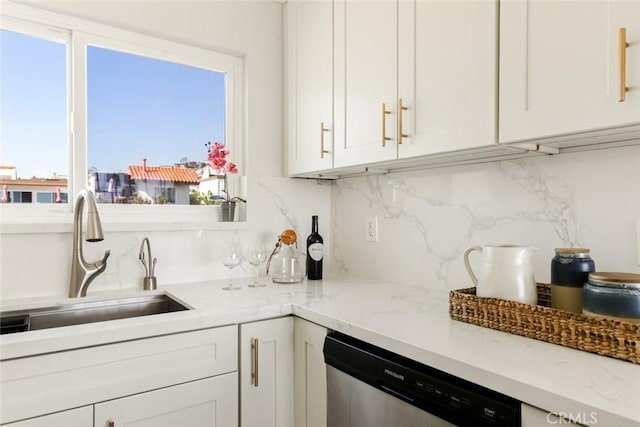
[204,141,245,204]
[209,156,227,171]
[225,162,238,174]
[206,141,237,175]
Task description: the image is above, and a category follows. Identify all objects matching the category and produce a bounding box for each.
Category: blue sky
[1,29,226,179]
[0,30,67,178]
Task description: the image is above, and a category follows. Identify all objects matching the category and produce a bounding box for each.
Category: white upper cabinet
[333,0,497,169]
[499,0,640,143]
[398,0,497,158]
[287,0,334,175]
[333,0,399,168]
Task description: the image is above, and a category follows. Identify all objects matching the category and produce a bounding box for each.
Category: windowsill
[0,204,249,234]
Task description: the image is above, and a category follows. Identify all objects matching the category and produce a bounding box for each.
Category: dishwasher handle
[380,383,415,404]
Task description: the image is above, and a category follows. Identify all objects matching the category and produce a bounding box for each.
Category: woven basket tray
[449,283,639,364]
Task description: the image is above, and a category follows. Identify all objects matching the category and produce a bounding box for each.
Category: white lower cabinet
[522,403,583,426]
[0,326,238,426]
[240,317,294,427]
[95,374,237,427]
[4,406,93,427]
[294,318,328,427]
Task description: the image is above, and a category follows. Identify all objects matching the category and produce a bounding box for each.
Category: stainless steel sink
[0,294,190,334]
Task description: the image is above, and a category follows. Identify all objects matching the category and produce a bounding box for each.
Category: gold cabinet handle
[397,98,408,144]
[320,122,330,159]
[619,27,629,102]
[250,337,259,387]
[382,103,392,147]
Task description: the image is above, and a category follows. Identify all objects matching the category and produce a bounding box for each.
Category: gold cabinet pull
[619,27,629,102]
[382,103,392,147]
[320,122,330,159]
[397,98,408,144]
[250,337,259,387]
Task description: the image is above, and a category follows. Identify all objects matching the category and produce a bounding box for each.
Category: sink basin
[0,294,190,334]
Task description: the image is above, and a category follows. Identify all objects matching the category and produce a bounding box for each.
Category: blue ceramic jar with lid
[583,273,640,322]
[550,248,595,313]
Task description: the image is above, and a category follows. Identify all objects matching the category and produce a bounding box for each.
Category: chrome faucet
[68,190,111,298]
[139,237,157,290]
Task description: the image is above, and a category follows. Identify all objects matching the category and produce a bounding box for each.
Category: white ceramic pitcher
[463,245,537,304]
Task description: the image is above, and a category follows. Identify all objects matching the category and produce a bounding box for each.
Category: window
[0,4,244,229]
[86,46,226,205]
[11,191,32,203]
[36,192,53,203]
[0,27,68,202]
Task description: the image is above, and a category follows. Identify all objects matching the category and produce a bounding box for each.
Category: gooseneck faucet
[139,237,157,290]
[68,190,111,298]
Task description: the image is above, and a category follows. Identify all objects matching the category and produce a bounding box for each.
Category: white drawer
[0,325,237,424]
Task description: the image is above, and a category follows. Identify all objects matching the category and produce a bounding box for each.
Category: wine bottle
[306,215,323,280]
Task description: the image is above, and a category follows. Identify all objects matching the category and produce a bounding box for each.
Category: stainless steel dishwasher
[324,332,521,427]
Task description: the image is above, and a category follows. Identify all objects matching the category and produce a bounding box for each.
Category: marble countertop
[1,277,638,426]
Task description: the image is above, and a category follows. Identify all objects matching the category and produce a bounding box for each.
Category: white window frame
[0,2,246,233]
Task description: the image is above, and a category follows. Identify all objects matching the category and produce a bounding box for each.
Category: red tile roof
[127,165,199,184]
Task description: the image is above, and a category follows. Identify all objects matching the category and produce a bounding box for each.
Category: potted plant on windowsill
[206,141,246,221]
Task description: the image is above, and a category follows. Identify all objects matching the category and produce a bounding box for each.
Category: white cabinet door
[334,0,398,168]
[240,317,294,427]
[522,403,583,426]
[4,406,92,427]
[287,0,334,175]
[294,318,328,427]
[0,326,237,424]
[398,0,497,158]
[500,0,640,143]
[94,374,238,427]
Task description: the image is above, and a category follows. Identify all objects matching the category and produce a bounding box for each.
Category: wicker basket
[449,283,640,364]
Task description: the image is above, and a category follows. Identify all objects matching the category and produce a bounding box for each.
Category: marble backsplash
[0,176,331,299]
[1,145,638,300]
[329,145,640,289]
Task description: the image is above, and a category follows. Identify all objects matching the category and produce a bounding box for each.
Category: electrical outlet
[365,217,378,242]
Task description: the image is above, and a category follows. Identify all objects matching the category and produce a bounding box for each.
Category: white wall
[330,145,640,289]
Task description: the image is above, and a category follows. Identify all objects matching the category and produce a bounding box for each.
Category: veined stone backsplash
[0,176,331,299]
[1,145,639,300]
[330,145,640,289]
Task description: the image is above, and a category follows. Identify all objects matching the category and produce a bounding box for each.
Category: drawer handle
[397,98,408,144]
[107,421,115,427]
[382,103,392,147]
[619,27,629,102]
[320,122,330,159]
[251,337,259,387]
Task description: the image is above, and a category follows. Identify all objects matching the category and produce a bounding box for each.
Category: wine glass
[222,239,243,290]
[246,241,267,288]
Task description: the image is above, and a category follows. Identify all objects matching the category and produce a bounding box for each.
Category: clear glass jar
[266,230,305,284]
